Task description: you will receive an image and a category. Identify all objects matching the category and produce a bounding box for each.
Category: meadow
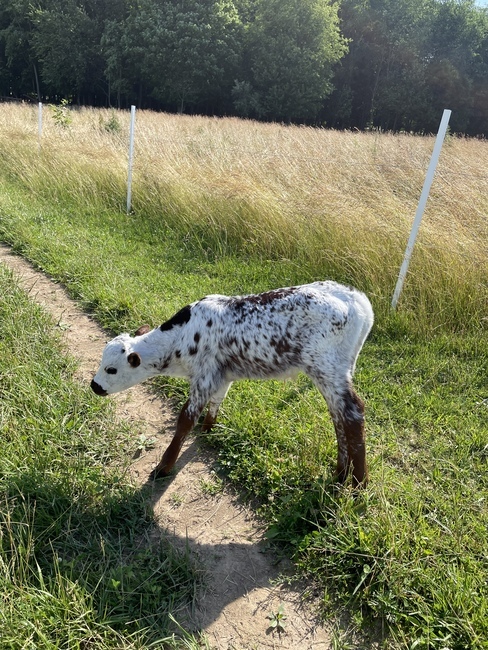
[0,103,487,649]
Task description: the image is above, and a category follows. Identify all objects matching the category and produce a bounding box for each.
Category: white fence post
[391,109,452,310]
[127,105,136,213]
[38,102,42,152]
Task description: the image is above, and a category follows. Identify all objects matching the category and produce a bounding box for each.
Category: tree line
[1,0,487,135]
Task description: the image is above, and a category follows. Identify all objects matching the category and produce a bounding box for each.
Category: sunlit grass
[0,104,487,648]
[0,103,487,333]
[0,266,203,649]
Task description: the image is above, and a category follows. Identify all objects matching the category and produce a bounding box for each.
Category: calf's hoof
[149,465,172,480]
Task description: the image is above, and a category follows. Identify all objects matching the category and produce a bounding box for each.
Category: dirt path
[0,244,332,650]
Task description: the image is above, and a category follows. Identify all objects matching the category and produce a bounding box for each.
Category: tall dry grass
[0,103,487,332]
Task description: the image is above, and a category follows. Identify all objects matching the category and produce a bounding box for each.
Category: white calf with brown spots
[91,281,374,486]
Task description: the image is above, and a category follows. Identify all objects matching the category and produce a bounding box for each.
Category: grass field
[0,266,203,649]
[0,103,487,649]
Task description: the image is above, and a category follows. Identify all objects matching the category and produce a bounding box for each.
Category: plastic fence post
[38,102,42,152]
[391,109,452,310]
[127,105,136,213]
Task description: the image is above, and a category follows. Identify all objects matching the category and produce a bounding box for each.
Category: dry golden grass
[0,103,487,330]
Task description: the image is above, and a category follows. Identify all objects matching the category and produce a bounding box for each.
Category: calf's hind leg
[339,388,368,487]
[311,374,368,487]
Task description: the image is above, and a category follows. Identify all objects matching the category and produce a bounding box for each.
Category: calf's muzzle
[90,379,108,396]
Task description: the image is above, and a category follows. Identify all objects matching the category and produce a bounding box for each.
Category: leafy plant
[199,471,224,497]
[102,111,122,133]
[267,604,287,634]
[50,98,72,128]
[169,492,184,508]
[133,432,157,457]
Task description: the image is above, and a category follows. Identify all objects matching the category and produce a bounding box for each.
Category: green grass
[206,336,487,648]
[0,265,203,649]
[0,106,487,648]
[1,179,486,649]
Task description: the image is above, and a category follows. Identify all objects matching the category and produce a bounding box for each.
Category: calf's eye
[106,367,117,375]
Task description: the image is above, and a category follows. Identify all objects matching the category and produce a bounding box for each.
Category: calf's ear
[128,352,141,368]
[135,325,151,336]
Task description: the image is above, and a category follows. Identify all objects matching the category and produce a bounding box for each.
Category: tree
[30,0,102,103]
[325,0,436,131]
[244,0,347,122]
[110,0,242,113]
[0,0,41,100]
[0,0,485,132]
[424,0,488,133]
[163,0,242,113]
[325,0,488,135]
[101,0,142,109]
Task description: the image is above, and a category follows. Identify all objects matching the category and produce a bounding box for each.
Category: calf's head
[91,326,152,396]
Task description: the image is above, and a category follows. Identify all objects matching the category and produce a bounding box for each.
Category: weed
[267,604,287,634]
[199,471,224,497]
[102,111,122,133]
[50,98,72,129]
[134,432,157,456]
[169,493,184,508]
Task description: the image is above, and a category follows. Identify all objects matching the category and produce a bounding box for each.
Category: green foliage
[30,0,98,100]
[267,604,287,633]
[0,0,487,132]
[101,110,122,133]
[49,98,72,128]
[327,0,488,133]
[247,0,347,121]
[103,0,242,113]
[231,79,262,118]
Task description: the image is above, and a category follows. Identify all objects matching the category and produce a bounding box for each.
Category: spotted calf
[91,281,374,486]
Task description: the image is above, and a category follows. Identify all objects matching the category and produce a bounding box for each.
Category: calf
[91,281,374,486]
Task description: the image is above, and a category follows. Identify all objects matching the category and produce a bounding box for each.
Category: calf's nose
[91,379,108,396]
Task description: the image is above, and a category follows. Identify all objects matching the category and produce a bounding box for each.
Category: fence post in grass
[127,105,136,213]
[38,102,42,152]
[391,109,452,310]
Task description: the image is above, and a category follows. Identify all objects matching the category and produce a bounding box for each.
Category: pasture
[0,104,487,648]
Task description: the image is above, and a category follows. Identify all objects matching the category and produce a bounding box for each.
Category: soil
[0,243,332,649]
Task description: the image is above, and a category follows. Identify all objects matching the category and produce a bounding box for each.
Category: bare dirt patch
[0,244,332,649]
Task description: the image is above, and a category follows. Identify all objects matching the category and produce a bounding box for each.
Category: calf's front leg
[201,381,232,433]
[150,399,204,479]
